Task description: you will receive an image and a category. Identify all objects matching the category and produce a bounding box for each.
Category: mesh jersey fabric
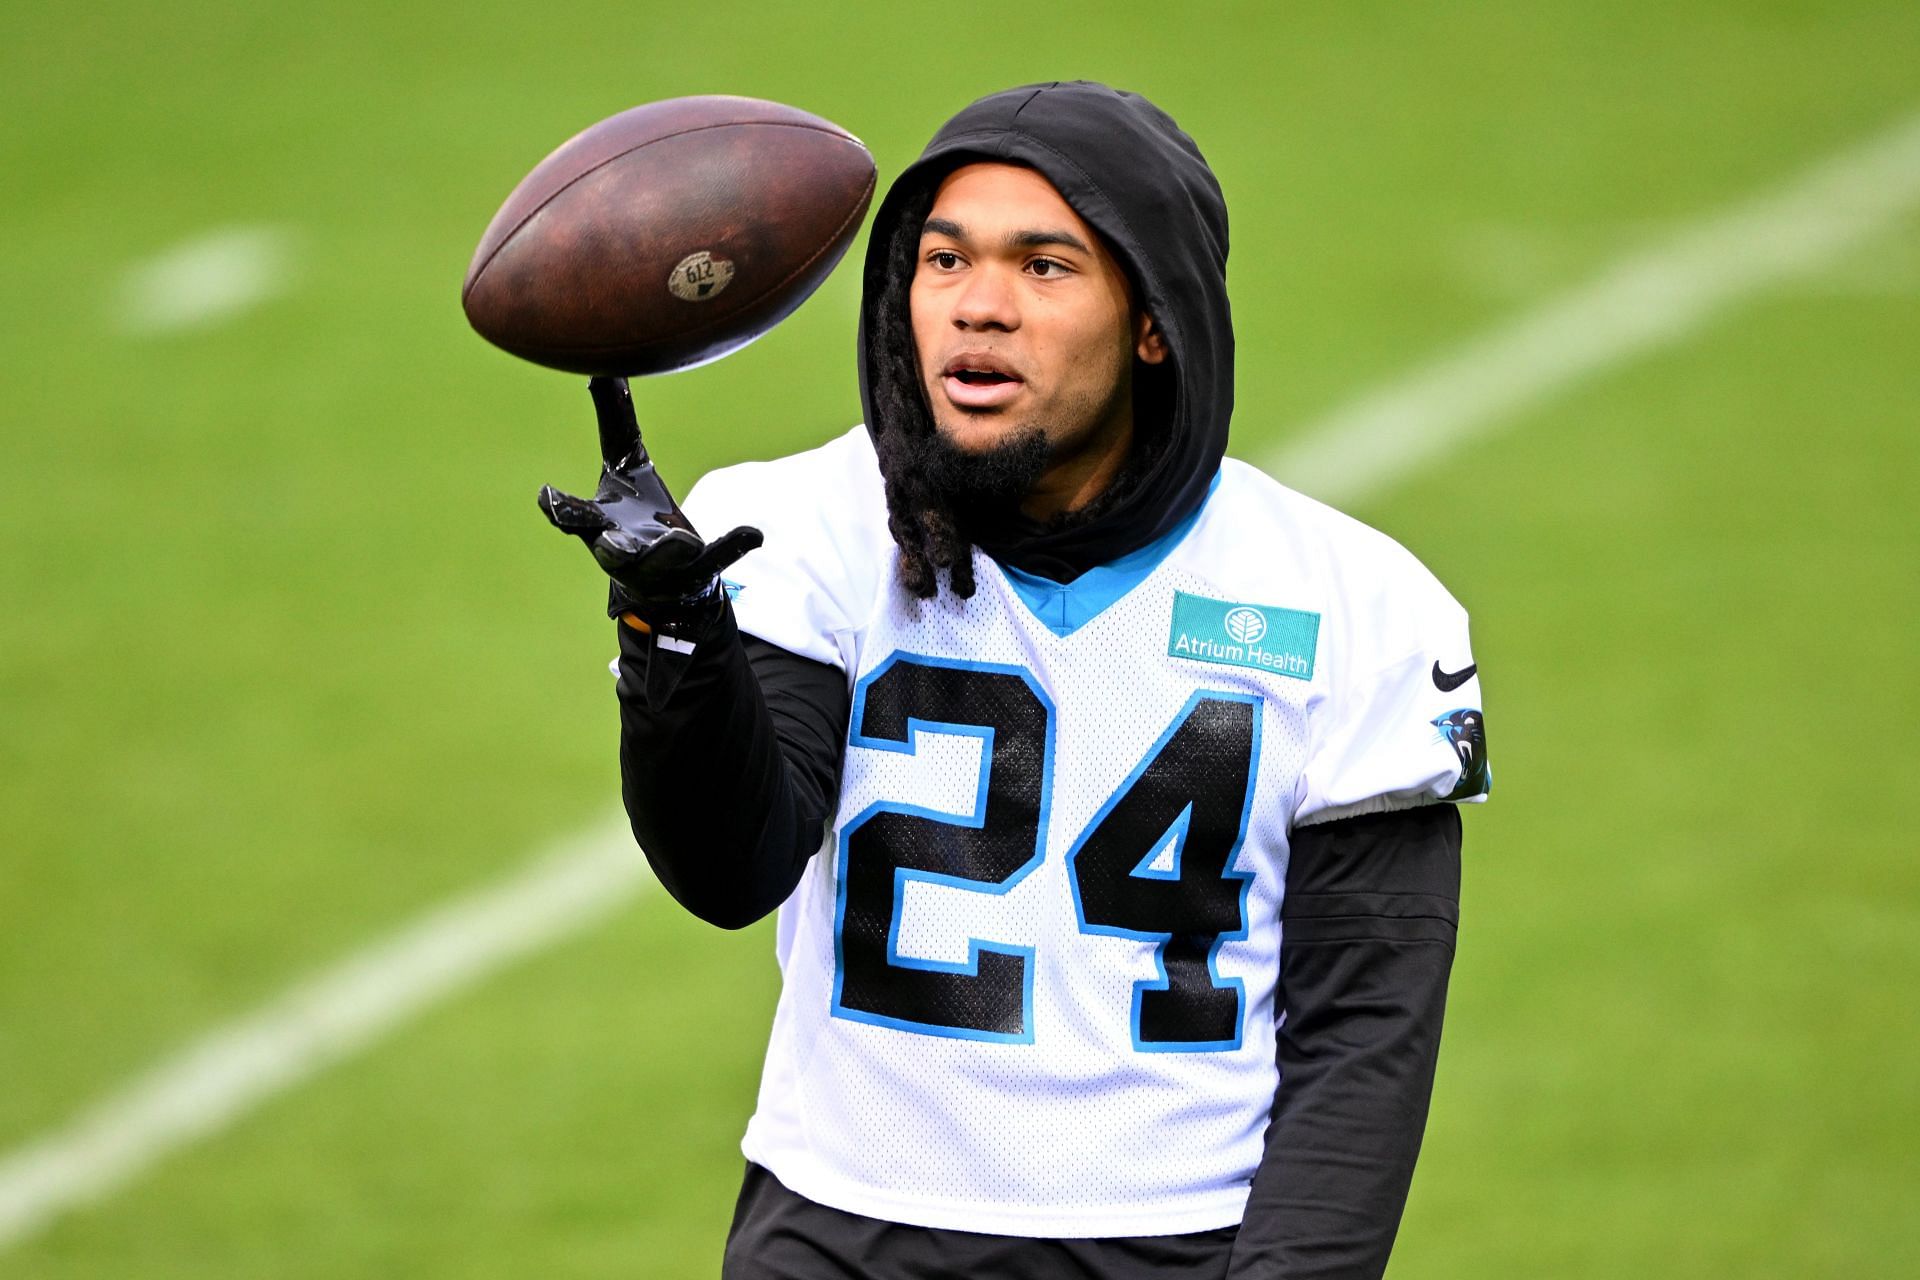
[680,426,1484,1237]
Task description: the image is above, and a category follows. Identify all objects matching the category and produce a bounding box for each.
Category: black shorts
[721,1163,1238,1280]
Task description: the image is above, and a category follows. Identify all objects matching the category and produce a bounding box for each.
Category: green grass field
[4,1,1918,1274]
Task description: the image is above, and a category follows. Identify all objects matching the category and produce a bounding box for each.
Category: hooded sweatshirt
[858,80,1234,583]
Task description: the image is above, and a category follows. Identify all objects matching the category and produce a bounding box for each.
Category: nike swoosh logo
[1432,661,1477,692]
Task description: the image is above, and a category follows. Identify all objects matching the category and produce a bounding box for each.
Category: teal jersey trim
[995,471,1222,638]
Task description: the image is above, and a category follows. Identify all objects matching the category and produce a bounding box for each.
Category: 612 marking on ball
[668,250,735,301]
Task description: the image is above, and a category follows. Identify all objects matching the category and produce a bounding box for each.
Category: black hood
[857,80,1233,585]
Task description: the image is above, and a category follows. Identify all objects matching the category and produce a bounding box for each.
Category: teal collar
[994,471,1221,637]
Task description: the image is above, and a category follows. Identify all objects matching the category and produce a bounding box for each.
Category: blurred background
[4,0,1917,1274]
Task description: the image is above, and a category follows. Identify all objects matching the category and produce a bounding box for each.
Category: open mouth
[939,353,1025,408]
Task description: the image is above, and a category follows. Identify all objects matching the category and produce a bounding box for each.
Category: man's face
[910,163,1166,504]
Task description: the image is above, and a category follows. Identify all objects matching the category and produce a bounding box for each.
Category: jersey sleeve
[678,428,886,673]
[1293,547,1490,828]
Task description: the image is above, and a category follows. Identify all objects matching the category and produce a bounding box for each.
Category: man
[540,81,1489,1279]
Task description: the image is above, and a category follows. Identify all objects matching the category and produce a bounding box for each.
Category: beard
[900,418,1053,513]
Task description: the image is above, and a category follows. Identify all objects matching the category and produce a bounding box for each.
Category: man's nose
[951,265,1019,331]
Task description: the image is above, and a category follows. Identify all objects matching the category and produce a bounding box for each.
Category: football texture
[462,96,876,377]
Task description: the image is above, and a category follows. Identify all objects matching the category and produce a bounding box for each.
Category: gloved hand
[538,376,761,634]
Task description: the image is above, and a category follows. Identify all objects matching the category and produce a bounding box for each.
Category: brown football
[462,96,876,376]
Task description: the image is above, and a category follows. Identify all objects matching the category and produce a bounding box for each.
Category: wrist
[607,579,729,641]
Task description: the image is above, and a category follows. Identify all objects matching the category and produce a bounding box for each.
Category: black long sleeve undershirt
[1224,805,1460,1279]
[615,610,1460,1276]
[614,606,847,929]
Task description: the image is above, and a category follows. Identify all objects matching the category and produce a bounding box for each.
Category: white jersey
[680,426,1486,1238]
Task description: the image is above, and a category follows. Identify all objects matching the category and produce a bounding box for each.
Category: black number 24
[832,654,1261,1051]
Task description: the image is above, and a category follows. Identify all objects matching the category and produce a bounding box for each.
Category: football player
[541,81,1489,1279]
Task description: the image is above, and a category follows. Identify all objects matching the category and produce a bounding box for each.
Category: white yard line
[1268,110,1920,506]
[5,106,1920,1255]
[114,226,297,336]
[0,819,640,1250]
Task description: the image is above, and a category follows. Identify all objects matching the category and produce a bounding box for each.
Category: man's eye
[929,250,962,270]
[1029,258,1069,278]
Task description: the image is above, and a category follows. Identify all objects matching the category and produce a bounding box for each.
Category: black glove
[538,376,762,635]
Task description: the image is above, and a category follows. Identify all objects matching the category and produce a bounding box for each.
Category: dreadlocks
[863,183,970,598]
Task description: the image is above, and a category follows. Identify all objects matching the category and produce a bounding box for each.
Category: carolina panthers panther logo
[1433,708,1490,800]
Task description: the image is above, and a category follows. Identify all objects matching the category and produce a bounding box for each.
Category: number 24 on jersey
[833,654,1261,1052]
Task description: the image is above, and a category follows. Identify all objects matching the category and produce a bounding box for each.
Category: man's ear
[1134,311,1169,365]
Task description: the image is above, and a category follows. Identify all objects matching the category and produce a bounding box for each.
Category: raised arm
[539,377,850,927]
[614,620,848,928]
